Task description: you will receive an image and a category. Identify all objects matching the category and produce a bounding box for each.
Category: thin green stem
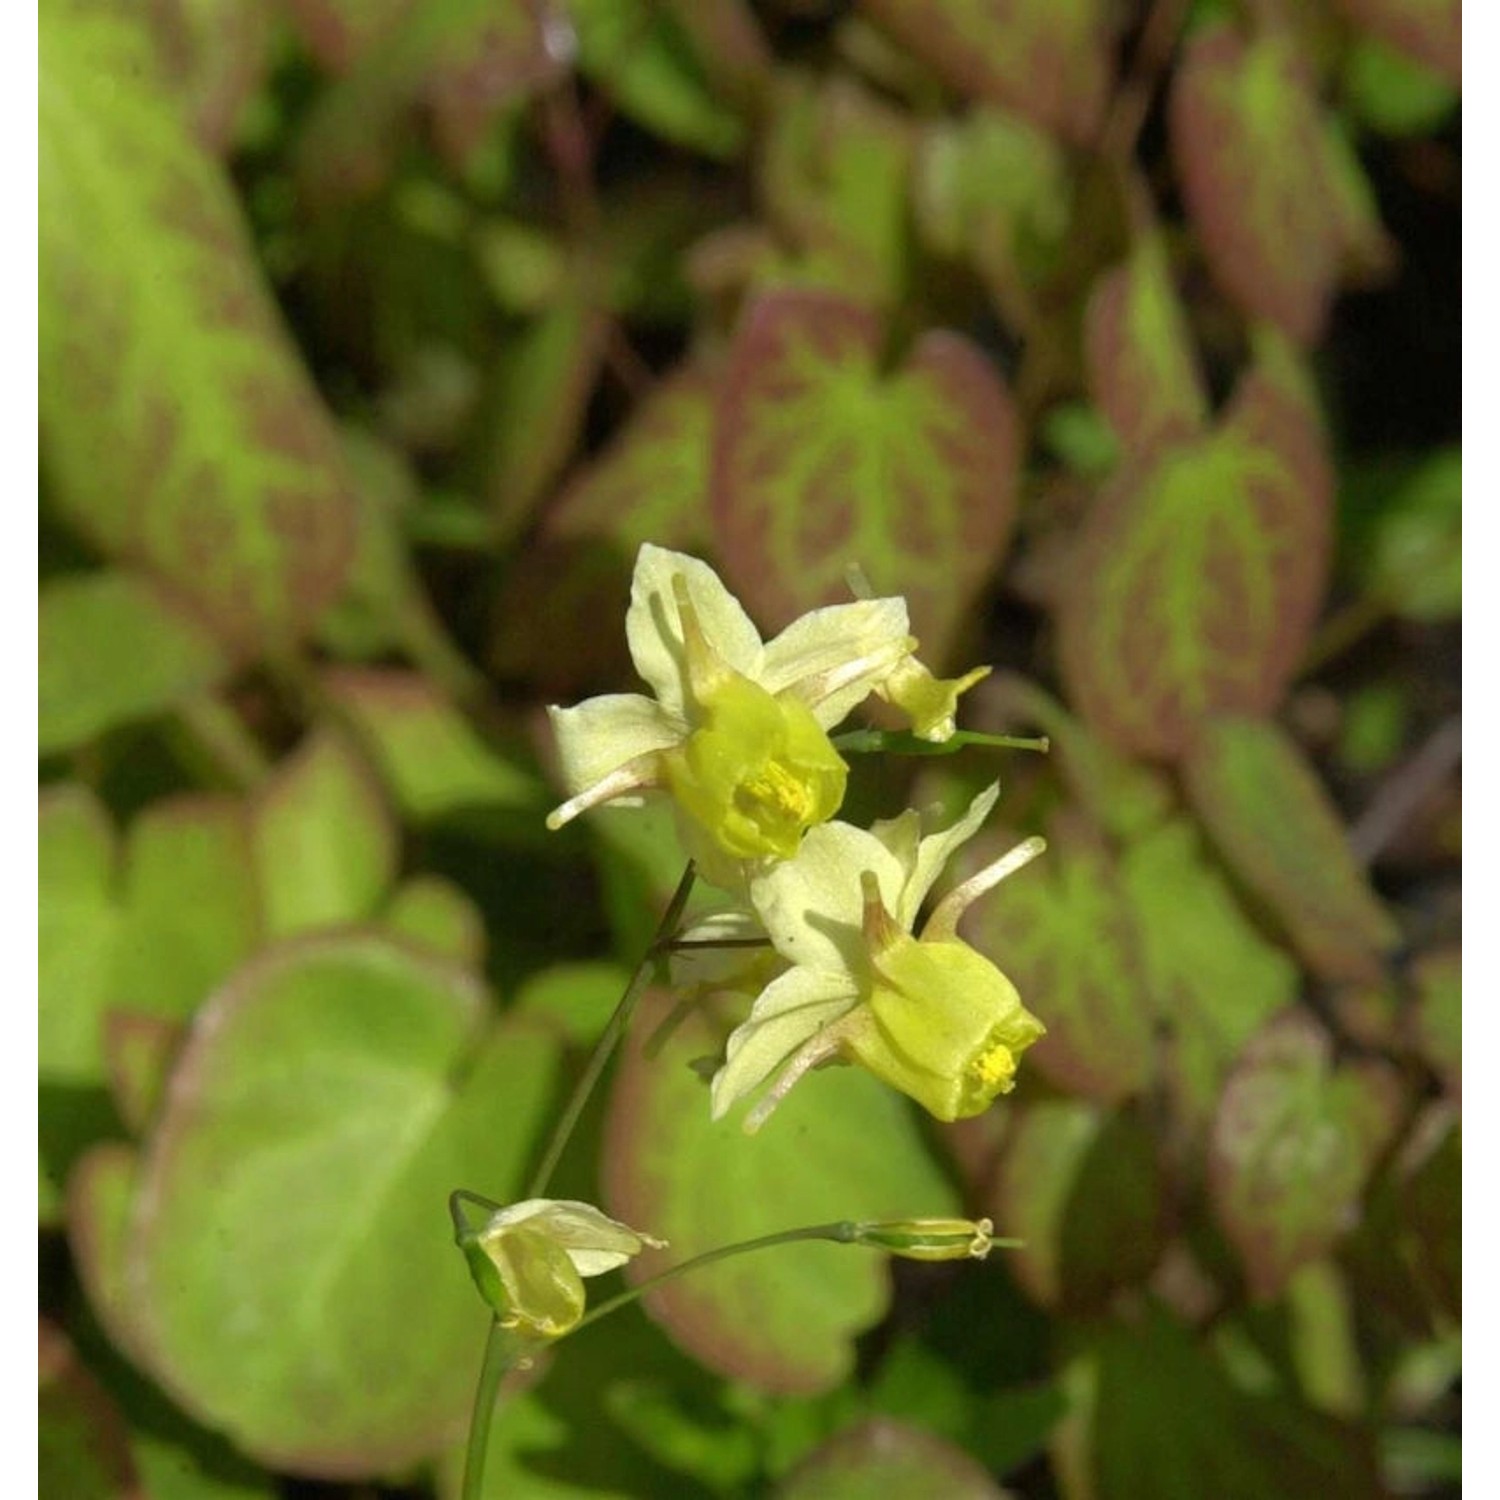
[526,859,697,1194]
[664,936,771,951]
[460,1317,525,1500]
[570,1223,861,1335]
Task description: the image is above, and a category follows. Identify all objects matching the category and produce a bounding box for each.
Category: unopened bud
[851,1217,1000,1262]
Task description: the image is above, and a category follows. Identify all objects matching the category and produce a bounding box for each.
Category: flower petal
[710,964,860,1119]
[750,818,907,973]
[757,597,913,727]
[626,545,763,717]
[482,1199,664,1278]
[547,693,682,824]
[899,783,1002,927]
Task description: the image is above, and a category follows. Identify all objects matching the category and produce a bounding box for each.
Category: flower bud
[852,1217,997,1261]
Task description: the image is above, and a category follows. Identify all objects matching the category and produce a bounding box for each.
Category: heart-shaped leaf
[1085,235,1209,458]
[1118,819,1298,1125]
[1209,1011,1402,1299]
[993,1100,1164,1313]
[858,0,1111,143]
[1057,350,1333,760]
[40,5,357,652]
[251,727,399,937]
[965,813,1156,1103]
[1170,24,1344,343]
[774,1418,1004,1499]
[127,934,559,1475]
[40,571,230,756]
[712,289,1020,660]
[383,875,488,967]
[602,991,959,1394]
[1182,716,1399,983]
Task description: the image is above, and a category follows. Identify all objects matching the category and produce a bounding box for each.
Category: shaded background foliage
[39,0,1459,1496]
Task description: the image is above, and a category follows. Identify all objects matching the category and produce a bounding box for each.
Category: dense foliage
[40,1,1460,1496]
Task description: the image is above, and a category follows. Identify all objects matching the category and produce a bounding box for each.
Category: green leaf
[712,289,1020,660]
[40,1320,141,1500]
[383,875,488,967]
[1073,1302,1384,1499]
[153,0,274,153]
[1182,716,1399,983]
[1057,353,1333,760]
[859,0,1111,143]
[39,787,122,1090]
[602,992,959,1394]
[127,935,558,1474]
[1408,946,1460,1102]
[1170,24,1345,343]
[113,794,263,1017]
[485,299,611,541]
[1118,818,1298,1124]
[774,1418,1005,1499]
[548,362,717,552]
[571,0,749,159]
[1359,445,1462,621]
[967,814,1156,1103]
[67,1143,148,1362]
[760,73,915,303]
[1343,35,1458,137]
[1209,1011,1401,1299]
[994,1100,1164,1313]
[40,571,231,757]
[40,4,357,652]
[293,0,567,206]
[251,727,399,937]
[324,667,546,822]
[915,107,1074,324]
[1085,235,1209,457]
[1333,0,1460,84]
[102,1012,184,1137]
[512,962,632,1045]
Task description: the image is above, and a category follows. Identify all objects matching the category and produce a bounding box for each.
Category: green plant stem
[525,860,697,1198]
[460,1318,524,1500]
[569,1223,861,1335]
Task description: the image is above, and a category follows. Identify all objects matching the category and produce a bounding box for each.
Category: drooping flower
[457,1199,665,1339]
[710,784,1046,1130]
[545,545,987,882]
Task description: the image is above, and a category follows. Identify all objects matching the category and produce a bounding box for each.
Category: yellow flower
[545,546,986,882]
[710,784,1046,1130]
[458,1199,664,1339]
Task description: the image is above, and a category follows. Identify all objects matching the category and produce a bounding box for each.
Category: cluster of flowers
[462,545,1045,1339]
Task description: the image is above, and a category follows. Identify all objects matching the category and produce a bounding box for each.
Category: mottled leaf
[966,814,1156,1103]
[294,0,569,204]
[1072,1302,1386,1500]
[859,0,1111,143]
[1085,235,1209,457]
[154,0,274,152]
[485,299,611,540]
[993,1100,1165,1313]
[1320,120,1398,284]
[113,794,263,1017]
[712,289,1020,660]
[1333,0,1460,84]
[1057,352,1333,760]
[1210,1011,1402,1299]
[382,875,488,967]
[547,362,717,551]
[760,73,915,302]
[40,5,357,651]
[323,667,546,821]
[916,107,1074,325]
[775,1418,1004,1500]
[985,674,1174,841]
[571,0,749,159]
[1408,947,1460,1102]
[40,1320,141,1500]
[40,571,230,757]
[251,727,399,937]
[1170,24,1344,343]
[1344,35,1459,137]
[128,935,558,1475]
[1119,818,1298,1124]
[1183,716,1399,983]
[603,992,959,1394]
